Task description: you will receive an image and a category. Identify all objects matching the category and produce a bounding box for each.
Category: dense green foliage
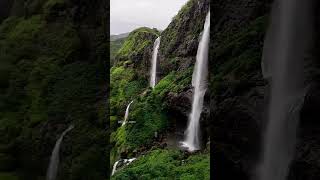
[110,92,168,161]
[110,66,146,115]
[0,0,107,179]
[110,27,165,165]
[116,27,159,62]
[112,149,210,180]
[154,67,193,97]
[110,51,193,165]
[110,38,126,65]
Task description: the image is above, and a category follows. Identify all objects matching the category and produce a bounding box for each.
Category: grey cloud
[111,0,188,35]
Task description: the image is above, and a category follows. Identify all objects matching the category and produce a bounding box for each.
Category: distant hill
[110,32,130,41]
[110,37,127,65]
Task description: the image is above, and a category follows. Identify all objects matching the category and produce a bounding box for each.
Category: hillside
[0,0,107,179]
[109,0,210,179]
[110,37,127,66]
[110,33,129,41]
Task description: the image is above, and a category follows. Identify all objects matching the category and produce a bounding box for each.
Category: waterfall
[46,125,74,180]
[111,158,136,176]
[122,101,134,126]
[257,0,313,180]
[181,11,210,152]
[111,160,120,176]
[150,37,161,88]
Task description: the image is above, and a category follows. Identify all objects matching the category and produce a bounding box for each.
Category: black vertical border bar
[104,0,110,178]
[209,0,214,179]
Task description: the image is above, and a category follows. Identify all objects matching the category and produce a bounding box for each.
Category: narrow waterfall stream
[181,11,210,152]
[111,158,136,176]
[150,37,161,88]
[122,101,134,126]
[258,0,313,180]
[111,160,120,176]
[46,125,74,180]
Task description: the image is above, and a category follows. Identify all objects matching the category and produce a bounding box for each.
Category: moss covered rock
[115,27,160,77]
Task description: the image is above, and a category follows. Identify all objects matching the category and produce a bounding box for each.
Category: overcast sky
[111,0,189,35]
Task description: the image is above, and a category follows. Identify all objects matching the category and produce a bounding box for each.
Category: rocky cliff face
[159,0,210,78]
[156,0,210,145]
[210,0,270,178]
[210,0,320,179]
[115,27,160,78]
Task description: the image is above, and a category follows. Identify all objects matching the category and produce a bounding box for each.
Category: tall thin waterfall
[46,125,74,180]
[150,37,161,88]
[257,0,313,180]
[122,101,134,126]
[181,11,210,152]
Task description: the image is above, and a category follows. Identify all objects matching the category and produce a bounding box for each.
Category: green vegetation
[0,172,19,180]
[111,93,168,159]
[110,66,147,114]
[160,0,206,58]
[109,1,211,178]
[0,0,107,178]
[112,149,210,180]
[110,27,164,165]
[110,45,193,165]
[110,38,127,65]
[154,67,193,97]
[116,27,159,62]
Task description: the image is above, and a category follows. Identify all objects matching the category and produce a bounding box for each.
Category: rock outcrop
[159,0,210,78]
[115,27,160,78]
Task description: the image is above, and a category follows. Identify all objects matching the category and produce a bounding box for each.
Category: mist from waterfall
[257,0,313,180]
[181,11,210,152]
[122,101,134,126]
[150,37,161,88]
[46,125,74,180]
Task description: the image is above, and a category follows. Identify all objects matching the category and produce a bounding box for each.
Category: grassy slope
[110,38,126,65]
[112,149,210,180]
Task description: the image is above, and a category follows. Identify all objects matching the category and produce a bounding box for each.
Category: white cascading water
[122,101,134,126]
[181,11,210,152]
[111,158,136,176]
[150,37,161,88]
[257,0,313,180]
[111,160,120,176]
[46,125,74,180]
